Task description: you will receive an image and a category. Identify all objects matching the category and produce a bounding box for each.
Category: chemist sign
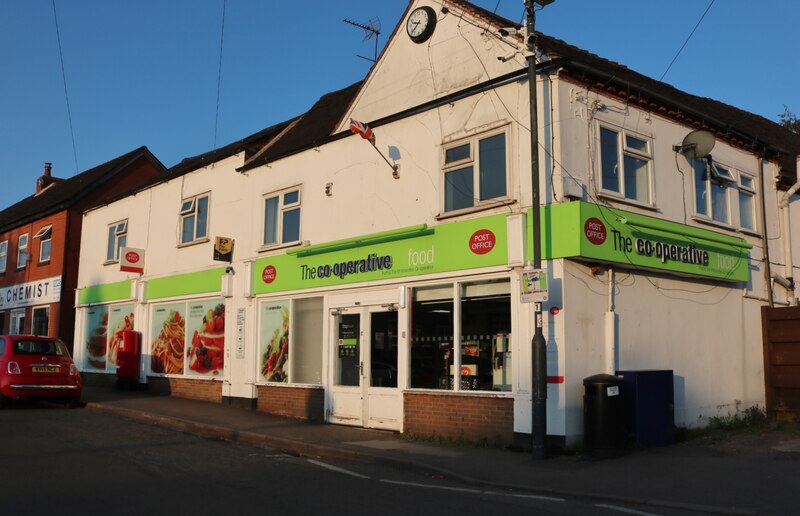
[0,276,62,309]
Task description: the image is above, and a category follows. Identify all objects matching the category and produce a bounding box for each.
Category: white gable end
[338,0,526,131]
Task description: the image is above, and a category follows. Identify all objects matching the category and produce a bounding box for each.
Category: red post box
[116,330,140,389]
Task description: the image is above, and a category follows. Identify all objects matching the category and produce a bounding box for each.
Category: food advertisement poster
[106,304,135,370]
[259,301,289,383]
[150,303,185,375]
[84,306,109,370]
[187,299,225,377]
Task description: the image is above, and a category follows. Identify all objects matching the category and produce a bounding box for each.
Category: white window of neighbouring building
[32,306,50,336]
[10,308,25,334]
[34,225,52,263]
[106,220,128,262]
[599,126,652,205]
[17,234,28,269]
[443,131,507,213]
[263,187,301,247]
[0,240,7,273]
[693,159,736,225]
[409,278,511,391]
[180,194,209,245]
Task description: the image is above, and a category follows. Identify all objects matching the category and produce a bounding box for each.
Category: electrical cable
[213,0,228,150]
[51,0,79,173]
[659,0,716,81]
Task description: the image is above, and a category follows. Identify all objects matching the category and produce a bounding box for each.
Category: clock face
[406,6,436,43]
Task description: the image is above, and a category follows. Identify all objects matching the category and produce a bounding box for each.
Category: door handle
[359,361,363,377]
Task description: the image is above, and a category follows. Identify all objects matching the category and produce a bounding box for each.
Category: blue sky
[1,0,796,209]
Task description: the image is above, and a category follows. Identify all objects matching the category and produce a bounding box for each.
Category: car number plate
[32,366,59,373]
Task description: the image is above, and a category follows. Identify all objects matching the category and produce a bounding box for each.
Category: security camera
[498,27,520,37]
[497,52,518,62]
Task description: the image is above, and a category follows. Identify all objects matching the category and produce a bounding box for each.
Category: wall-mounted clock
[406,6,437,44]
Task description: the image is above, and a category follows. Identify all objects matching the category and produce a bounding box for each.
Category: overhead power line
[52,0,79,173]
[213,0,227,150]
[659,0,716,81]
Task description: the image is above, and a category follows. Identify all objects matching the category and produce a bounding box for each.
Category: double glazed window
[180,194,209,245]
[0,240,7,273]
[106,220,128,262]
[443,131,507,213]
[599,126,653,204]
[263,188,301,247]
[693,159,756,231]
[17,234,28,269]
[34,225,52,263]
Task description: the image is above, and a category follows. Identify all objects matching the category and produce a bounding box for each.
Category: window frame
[106,219,128,263]
[16,234,28,269]
[34,225,52,264]
[0,240,7,273]
[737,171,758,232]
[261,186,302,249]
[441,128,510,215]
[597,125,655,206]
[692,158,755,231]
[179,193,210,246]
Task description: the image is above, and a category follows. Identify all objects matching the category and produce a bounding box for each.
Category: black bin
[583,374,626,458]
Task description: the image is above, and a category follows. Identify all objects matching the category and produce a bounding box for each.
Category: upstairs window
[17,234,28,269]
[34,224,52,263]
[599,126,653,205]
[180,194,209,245]
[738,173,757,231]
[0,240,7,273]
[106,220,128,262]
[263,188,301,246]
[693,159,735,225]
[443,131,507,213]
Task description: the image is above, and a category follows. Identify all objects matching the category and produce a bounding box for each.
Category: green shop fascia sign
[252,215,509,294]
[539,201,751,282]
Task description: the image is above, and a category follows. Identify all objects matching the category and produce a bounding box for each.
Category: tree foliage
[779,105,800,134]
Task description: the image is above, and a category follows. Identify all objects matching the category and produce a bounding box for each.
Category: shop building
[0,148,167,352]
[74,1,800,447]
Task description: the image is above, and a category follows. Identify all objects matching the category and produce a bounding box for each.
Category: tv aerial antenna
[343,17,381,62]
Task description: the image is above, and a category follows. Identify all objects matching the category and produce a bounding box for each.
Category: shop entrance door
[329,305,401,430]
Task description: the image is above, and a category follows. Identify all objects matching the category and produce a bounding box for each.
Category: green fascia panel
[537,201,750,282]
[146,268,226,300]
[78,280,131,305]
[252,214,509,294]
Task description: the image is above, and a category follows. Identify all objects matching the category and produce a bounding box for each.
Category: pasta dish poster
[150,303,185,375]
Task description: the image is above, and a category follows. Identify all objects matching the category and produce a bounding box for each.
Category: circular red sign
[584,217,607,245]
[469,229,496,255]
[125,251,140,263]
[262,265,277,284]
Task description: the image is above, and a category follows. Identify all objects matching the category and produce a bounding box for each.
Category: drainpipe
[759,158,775,307]
[779,162,800,305]
[605,267,617,375]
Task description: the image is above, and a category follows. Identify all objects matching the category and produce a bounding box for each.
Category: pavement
[82,384,800,516]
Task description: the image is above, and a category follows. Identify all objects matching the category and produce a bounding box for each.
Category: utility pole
[526,0,552,460]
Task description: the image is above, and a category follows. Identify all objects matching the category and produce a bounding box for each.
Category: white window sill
[597,192,658,212]
[103,259,120,267]
[436,199,516,220]
[177,237,210,249]
[691,215,736,232]
[257,240,303,254]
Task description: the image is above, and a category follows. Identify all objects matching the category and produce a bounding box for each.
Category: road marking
[380,480,483,494]
[510,493,565,502]
[307,459,371,479]
[595,504,660,516]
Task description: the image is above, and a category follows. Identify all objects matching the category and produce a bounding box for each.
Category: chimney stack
[36,162,62,194]
[44,162,52,177]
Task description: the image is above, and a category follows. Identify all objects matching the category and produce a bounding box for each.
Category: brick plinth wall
[147,377,222,403]
[404,392,514,445]
[256,385,324,422]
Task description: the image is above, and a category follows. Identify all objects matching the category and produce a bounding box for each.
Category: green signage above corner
[538,201,751,282]
[252,215,510,295]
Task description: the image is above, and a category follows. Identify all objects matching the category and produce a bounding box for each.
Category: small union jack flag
[349,118,376,145]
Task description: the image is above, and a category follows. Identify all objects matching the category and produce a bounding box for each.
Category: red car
[0,335,82,408]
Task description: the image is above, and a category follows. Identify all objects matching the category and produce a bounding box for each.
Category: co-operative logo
[584,217,607,245]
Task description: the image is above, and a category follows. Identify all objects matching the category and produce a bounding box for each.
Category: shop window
[0,311,6,334]
[10,308,25,335]
[258,300,290,382]
[443,131,507,213]
[106,220,128,262]
[599,126,652,205]
[34,225,52,263]
[410,280,511,391]
[32,307,50,336]
[290,297,323,384]
[410,284,454,389]
[263,188,301,247]
[17,234,28,269]
[179,194,209,245]
[0,240,7,273]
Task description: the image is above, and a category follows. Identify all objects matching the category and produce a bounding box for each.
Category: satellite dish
[674,129,716,161]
